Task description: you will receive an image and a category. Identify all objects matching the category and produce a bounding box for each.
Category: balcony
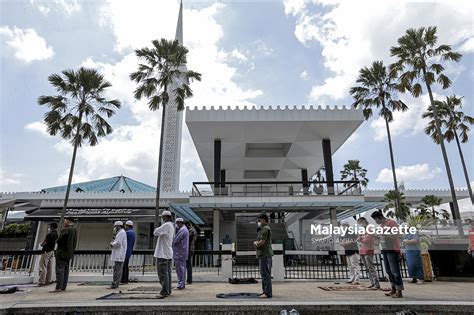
[191,180,362,197]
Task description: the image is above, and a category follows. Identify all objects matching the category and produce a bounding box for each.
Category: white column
[32,221,43,283]
[221,243,233,279]
[213,209,220,265]
[272,244,284,281]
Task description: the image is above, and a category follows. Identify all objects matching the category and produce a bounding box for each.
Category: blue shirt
[125,229,136,259]
[403,232,421,251]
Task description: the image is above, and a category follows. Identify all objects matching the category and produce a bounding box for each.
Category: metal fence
[0,250,223,278]
[232,250,409,281]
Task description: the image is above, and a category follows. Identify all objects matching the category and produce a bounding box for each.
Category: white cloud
[0,169,23,191]
[0,26,54,63]
[376,163,442,184]
[369,93,437,141]
[30,0,81,16]
[254,40,273,56]
[230,49,248,62]
[56,170,91,186]
[284,0,474,103]
[459,37,474,53]
[300,70,309,80]
[24,121,49,137]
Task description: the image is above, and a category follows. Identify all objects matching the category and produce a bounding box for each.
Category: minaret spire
[175,0,183,45]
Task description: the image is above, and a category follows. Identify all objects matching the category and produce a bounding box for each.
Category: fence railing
[0,250,225,278]
[192,180,362,197]
[232,250,409,281]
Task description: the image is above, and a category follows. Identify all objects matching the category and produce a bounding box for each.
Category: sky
[0,0,473,211]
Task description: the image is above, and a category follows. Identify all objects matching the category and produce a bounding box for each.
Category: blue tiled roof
[42,176,156,193]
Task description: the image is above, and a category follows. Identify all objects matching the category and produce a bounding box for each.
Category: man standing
[173,218,189,290]
[186,221,197,285]
[467,219,474,258]
[121,220,136,284]
[339,220,360,285]
[51,217,77,293]
[254,213,273,298]
[108,221,127,290]
[38,222,58,286]
[154,210,175,299]
[357,217,380,289]
[371,210,404,298]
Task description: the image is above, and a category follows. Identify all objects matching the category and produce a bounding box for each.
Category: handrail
[193,180,359,185]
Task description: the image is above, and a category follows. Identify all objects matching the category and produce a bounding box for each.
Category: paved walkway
[1,280,473,314]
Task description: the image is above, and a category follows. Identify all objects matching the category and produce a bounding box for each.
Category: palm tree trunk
[155,105,167,229]
[59,111,83,229]
[453,130,474,205]
[423,69,463,236]
[383,113,402,220]
[432,206,439,236]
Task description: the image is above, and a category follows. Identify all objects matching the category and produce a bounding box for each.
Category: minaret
[160,1,184,193]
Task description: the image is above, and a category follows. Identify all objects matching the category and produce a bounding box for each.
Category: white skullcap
[114,221,124,226]
[125,220,133,226]
[175,218,184,223]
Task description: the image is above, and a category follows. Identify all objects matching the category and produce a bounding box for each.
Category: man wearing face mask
[108,221,127,290]
[254,213,273,298]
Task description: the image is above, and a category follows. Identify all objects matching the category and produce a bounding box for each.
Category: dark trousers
[186,252,193,283]
[55,259,70,290]
[112,261,124,288]
[121,256,130,283]
[157,258,172,296]
[383,251,404,290]
[258,256,272,297]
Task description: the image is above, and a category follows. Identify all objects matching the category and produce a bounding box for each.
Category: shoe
[259,293,270,298]
[49,289,62,293]
[345,280,354,284]
[187,281,192,285]
[156,294,168,299]
[367,284,375,289]
[391,290,403,298]
[106,286,118,290]
[351,281,360,285]
[409,278,417,283]
[385,289,396,297]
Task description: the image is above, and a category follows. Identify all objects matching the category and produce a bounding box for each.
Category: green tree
[423,95,474,205]
[130,39,201,227]
[350,61,408,218]
[340,160,369,188]
[383,190,411,220]
[390,26,464,235]
[420,195,449,235]
[38,68,121,226]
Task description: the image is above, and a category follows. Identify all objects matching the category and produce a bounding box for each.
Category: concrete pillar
[213,209,220,265]
[329,208,338,251]
[272,244,284,281]
[322,139,334,194]
[214,139,221,190]
[32,221,43,283]
[221,243,233,279]
[301,169,309,195]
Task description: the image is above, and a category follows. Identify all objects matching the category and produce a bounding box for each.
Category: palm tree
[38,67,121,226]
[383,190,411,220]
[350,61,408,219]
[421,195,447,235]
[340,160,369,189]
[130,39,201,227]
[423,95,474,204]
[390,26,464,235]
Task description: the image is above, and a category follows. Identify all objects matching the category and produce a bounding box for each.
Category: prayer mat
[228,277,258,284]
[216,292,262,299]
[78,281,111,286]
[318,285,391,292]
[128,286,161,292]
[97,292,164,300]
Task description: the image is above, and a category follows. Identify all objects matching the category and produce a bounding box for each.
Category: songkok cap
[114,221,124,226]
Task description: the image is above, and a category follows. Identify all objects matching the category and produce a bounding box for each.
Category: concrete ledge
[2,301,474,315]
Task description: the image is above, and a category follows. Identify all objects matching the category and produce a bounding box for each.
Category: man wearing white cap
[121,220,136,284]
[339,220,360,285]
[154,210,175,298]
[173,217,189,289]
[108,221,127,289]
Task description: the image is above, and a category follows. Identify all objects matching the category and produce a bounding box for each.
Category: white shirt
[110,228,127,262]
[153,221,175,259]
